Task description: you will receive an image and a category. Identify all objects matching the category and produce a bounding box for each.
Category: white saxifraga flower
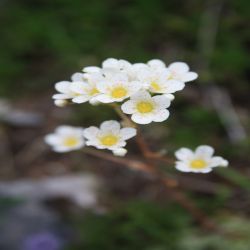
[168,62,198,83]
[175,145,228,173]
[95,73,142,103]
[121,90,171,124]
[137,67,185,98]
[83,120,136,156]
[45,126,85,152]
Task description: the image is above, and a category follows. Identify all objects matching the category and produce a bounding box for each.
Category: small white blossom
[168,62,198,83]
[95,73,142,103]
[121,90,171,124]
[175,145,228,173]
[45,126,85,152]
[137,67,185,95]
[83,120,136,155]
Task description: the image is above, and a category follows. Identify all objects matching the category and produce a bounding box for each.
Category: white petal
[195,145,214,158]
[54,99,68,107]
[100,120,120,133]
[52,93,71,100]
[83,127,99,140]
[110,140,126,149]
[71,73,85,82]
[102,58,118,68]
[180,72,198,82]
[164,94,175,101]
[175,162,192,172]
[55,126,82,136]
[89,97,100,105]
[152,109,170,122]
[197,168,212,174]
[127,81,143,94]
[72,96,89,103]
[95,94,114,103]
[175,148,194,161]
[132,63,148,72]
[165,80,185,93]
[209,157,228,168]
[53,146,72,153]
[131,113,153,124]
[55,81,71,93]
[53,143,84,153]
[44,134,61,146]
[121,100,136,114]
[153,95,171,109]
[113,148,127,157]
[168,62,189,73]
[111,72,128,82]
[120,128,137,140]
[147,59,166,68]
[96,81,110,93]
[130,90,151,101]
[70,81,89,94]
[83,66,101,73]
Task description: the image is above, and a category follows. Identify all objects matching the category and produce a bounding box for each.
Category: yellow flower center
[111,87,127,98]
[89,87,99,96]
[151,81,161,91]
[190,159,207,169]
[137,101,154,113]
[100,134,118,146]
[63,137,79,147]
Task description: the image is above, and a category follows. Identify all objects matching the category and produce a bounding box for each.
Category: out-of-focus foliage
[68,201,191,250]
[66,201,250,250]
[0,0,249,100]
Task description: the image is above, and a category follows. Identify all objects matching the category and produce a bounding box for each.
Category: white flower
[95,73,142,103]
[83,120,136,155]
[45,126,85,152]
[121,90,171,124]
[175,145,228,173]
[137,67,185,95]
[167,62,198,82]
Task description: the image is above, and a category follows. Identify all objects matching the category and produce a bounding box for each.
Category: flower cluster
[45,121,136,156]
[52,58,198,124]
[46,58,228,173]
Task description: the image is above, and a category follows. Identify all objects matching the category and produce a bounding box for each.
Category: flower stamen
[190,159,207,169]
[111,87,127,98]
[136,101,154,113]
[100,134,118,146]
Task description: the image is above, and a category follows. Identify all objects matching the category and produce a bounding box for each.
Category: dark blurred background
[0,0,250,249]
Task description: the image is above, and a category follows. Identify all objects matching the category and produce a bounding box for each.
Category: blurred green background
[0,0,250,249]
